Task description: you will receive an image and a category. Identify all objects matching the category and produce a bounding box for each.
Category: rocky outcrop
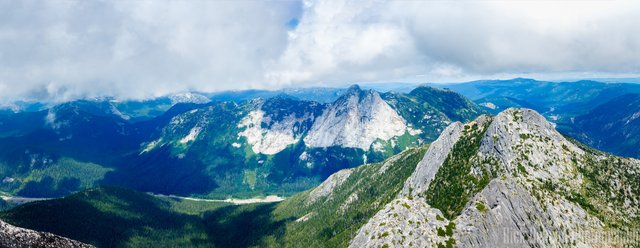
[349,198,449,248]
[350,108,640,247]
[0,220,92,248]
[238,96,323,154]
[454,179,603,247]
[401,121,464,197]
[480,108,584,184]
[306,169,353,205]
[304,85,407,150]
[238,109,315,155]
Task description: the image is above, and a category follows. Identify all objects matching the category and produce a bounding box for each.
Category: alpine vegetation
[351,109,640,247]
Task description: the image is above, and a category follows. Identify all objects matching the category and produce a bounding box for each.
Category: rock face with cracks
[304,85,407,150]
[401,121,464,197]
[350,108,640,247]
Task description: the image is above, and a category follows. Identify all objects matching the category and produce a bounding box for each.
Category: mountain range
[0,85,484,199]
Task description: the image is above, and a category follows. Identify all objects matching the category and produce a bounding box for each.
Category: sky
[1,0,639,102]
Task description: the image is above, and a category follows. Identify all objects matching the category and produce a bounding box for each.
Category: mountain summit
[304,85,406,150]
[350,108,640,247]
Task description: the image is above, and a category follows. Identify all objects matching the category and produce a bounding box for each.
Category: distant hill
[434,78,640,158]
[435,78,640,118]
[560,93,640,158]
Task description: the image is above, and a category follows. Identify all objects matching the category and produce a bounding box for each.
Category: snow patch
[179,126,201,144]
[299,151,310,161]
[407,127,423,135]
[109,104,130,120]
[169,92,210,105]
[141,139,161,154]
[45,110,59,129]
[626,111,640,125]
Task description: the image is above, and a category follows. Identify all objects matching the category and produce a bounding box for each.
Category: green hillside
[0,146,427,247]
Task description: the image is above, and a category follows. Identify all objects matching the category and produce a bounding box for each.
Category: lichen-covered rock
[480,108,585,185]
[0,220,92,248]
[455,179,604,247]
[349,198,450,248]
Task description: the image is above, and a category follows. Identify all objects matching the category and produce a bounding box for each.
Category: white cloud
[0,0,639,102]
[0,0,297,102]
[265,0,421,86]
[268,0,640,84]
[399,1,640,75]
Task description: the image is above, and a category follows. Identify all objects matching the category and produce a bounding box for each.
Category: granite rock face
[454,179,603,247]
[480,108,585,185]
[350,108,640,247]
[304,85,407,150]
[238,109,316,155]
[349,198,449,248]
[401,121,463,197]
[0,220,92,248]
[306,168,353,205]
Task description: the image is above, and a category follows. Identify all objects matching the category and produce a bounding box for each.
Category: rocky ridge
[0,220,92,248]
[401,121,464,197]
[350,108,640,247]
[306,168,353,205]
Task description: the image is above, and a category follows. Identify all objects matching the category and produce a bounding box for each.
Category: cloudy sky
[1,0,639,102]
